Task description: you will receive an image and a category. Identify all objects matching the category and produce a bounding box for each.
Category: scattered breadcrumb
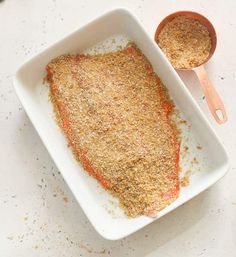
[157,15,212,69]
[181,170,191,187]
[63,197,68,203]
[183,145,189,153]
[179,119,187,124]
[78,242,110,255]
[46,43,180,217]
[191,157,199,165]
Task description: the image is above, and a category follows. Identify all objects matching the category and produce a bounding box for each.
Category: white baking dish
[13,8,229,240]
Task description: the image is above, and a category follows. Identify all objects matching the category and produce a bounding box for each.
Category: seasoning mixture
[157,15,212,69]
[46,43,180,217]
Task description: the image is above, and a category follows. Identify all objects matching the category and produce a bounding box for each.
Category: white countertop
[0,0,236,256]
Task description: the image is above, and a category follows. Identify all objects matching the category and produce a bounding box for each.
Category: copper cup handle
[194,65,227,124]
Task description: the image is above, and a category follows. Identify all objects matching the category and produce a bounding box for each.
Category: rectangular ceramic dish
[13,8,229,240]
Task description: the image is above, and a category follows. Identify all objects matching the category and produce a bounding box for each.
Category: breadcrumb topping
[46,43,180,217]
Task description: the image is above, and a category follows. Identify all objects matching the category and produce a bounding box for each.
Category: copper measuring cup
[155,11,227,124]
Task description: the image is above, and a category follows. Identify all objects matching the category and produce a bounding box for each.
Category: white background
[0,0,236,256]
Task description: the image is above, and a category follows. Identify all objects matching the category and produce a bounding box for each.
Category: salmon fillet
[46,44,180,217]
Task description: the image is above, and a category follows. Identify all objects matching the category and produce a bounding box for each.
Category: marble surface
[0,0,235,256]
